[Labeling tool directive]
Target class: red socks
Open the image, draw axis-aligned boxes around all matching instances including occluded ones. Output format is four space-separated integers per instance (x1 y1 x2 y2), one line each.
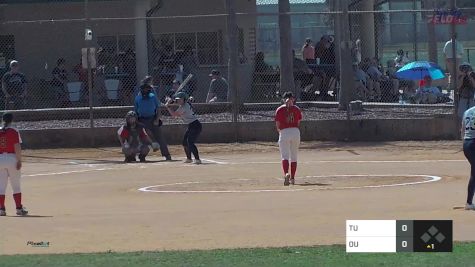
0 195 4 209
282 160 289 174
290 162 297 179
0 194 23 209
13 193 22 209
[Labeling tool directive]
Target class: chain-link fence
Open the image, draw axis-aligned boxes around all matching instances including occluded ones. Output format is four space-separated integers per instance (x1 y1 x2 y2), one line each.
0 0 469 131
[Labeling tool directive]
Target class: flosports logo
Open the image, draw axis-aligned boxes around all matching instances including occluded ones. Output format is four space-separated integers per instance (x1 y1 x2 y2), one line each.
27 241 50 248
428 8 467 25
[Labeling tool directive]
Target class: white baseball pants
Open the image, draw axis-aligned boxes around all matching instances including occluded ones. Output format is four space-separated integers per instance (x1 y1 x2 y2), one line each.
278 128 300 161
0 154 21 195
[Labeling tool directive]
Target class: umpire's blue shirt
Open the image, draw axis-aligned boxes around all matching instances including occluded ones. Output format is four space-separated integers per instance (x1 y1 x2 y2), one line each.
135 93 159 118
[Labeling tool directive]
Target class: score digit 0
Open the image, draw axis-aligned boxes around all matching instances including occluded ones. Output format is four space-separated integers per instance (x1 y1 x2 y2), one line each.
402 225 407 232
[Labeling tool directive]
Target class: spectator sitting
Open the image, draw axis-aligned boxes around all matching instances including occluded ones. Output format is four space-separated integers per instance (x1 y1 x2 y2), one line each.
314 35 336 98
363 58 382 101
353 63 371 101
254 52 271 73
394 49 410 69
206 70 229 103
51 58 69 106
366 57 399 102
72 58 87 83
415 76 444 104
293 49 316 99
301 38 316 65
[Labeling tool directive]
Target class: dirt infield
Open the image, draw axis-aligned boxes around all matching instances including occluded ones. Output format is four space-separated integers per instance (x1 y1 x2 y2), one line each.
0 141 474 255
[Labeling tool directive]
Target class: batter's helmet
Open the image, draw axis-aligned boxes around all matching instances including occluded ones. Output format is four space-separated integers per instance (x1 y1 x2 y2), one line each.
174 92 189 101
126 111 137 118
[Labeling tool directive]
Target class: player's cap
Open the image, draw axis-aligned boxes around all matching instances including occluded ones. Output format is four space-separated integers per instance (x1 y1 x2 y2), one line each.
209 69 220 77
126 111 137 118
9 60 19 68
174 92 188 100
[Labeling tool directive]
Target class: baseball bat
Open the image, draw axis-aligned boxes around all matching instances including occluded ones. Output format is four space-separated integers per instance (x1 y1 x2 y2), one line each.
177 74 194 93
166 74 194 105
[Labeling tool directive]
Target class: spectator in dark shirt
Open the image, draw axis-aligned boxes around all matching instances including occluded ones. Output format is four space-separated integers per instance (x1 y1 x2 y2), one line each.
2 60 27 110
206 70 229 103
254 52 271 73
51 58 69 106
180 46 198 96
314 35 336 99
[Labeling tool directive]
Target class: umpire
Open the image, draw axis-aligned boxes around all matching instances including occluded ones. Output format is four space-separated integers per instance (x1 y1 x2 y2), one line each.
135 83 172 161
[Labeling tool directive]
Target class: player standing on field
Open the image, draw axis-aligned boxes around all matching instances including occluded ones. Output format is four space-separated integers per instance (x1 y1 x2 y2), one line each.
165 92 202 165
462 106 475 210
0 113 28 216
275 92 303 186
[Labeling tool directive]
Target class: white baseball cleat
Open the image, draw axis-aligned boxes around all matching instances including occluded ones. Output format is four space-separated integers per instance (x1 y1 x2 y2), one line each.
0 209 6 216
193 159 202 165
284 173 290 186
465 203 475 210
16 207 28 216
184 159 193 163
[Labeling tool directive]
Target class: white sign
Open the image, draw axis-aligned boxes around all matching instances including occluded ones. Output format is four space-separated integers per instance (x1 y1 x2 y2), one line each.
85 28 93 41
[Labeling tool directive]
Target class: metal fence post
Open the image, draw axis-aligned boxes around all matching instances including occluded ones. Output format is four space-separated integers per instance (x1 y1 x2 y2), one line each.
413 0 418 61
84 0 95 147
338 0 352 111
450 0 458 119
425 0 438 63
225 0 240 142
278 0 294 95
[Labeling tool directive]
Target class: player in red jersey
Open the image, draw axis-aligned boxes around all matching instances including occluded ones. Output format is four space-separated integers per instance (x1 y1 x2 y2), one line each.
0 113 27 216
275 92 303 186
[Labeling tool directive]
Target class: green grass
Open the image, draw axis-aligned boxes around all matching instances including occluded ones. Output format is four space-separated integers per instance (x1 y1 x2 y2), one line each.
2 242 475 267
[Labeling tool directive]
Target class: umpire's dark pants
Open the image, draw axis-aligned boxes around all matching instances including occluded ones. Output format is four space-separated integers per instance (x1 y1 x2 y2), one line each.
139 117 171 158
183 120 202 160
463 138 475 204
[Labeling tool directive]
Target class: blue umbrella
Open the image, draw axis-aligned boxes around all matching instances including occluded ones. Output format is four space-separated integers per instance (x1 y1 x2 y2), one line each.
395 61 445 80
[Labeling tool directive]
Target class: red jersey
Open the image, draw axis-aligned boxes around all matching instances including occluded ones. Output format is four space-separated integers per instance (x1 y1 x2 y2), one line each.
275 105 302 130
0 127 21 153
117 124 148 141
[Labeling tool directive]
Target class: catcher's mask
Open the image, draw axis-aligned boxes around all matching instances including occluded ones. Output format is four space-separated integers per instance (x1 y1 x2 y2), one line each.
125 111 137 125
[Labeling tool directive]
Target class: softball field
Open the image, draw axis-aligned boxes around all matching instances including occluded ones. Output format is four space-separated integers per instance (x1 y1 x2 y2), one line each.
0 141 473 255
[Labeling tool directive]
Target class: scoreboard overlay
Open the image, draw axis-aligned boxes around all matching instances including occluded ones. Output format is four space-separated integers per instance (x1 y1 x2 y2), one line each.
346 220 452 253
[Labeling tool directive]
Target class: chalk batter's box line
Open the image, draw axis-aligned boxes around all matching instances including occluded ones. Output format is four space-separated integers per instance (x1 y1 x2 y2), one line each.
22 158 462 178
